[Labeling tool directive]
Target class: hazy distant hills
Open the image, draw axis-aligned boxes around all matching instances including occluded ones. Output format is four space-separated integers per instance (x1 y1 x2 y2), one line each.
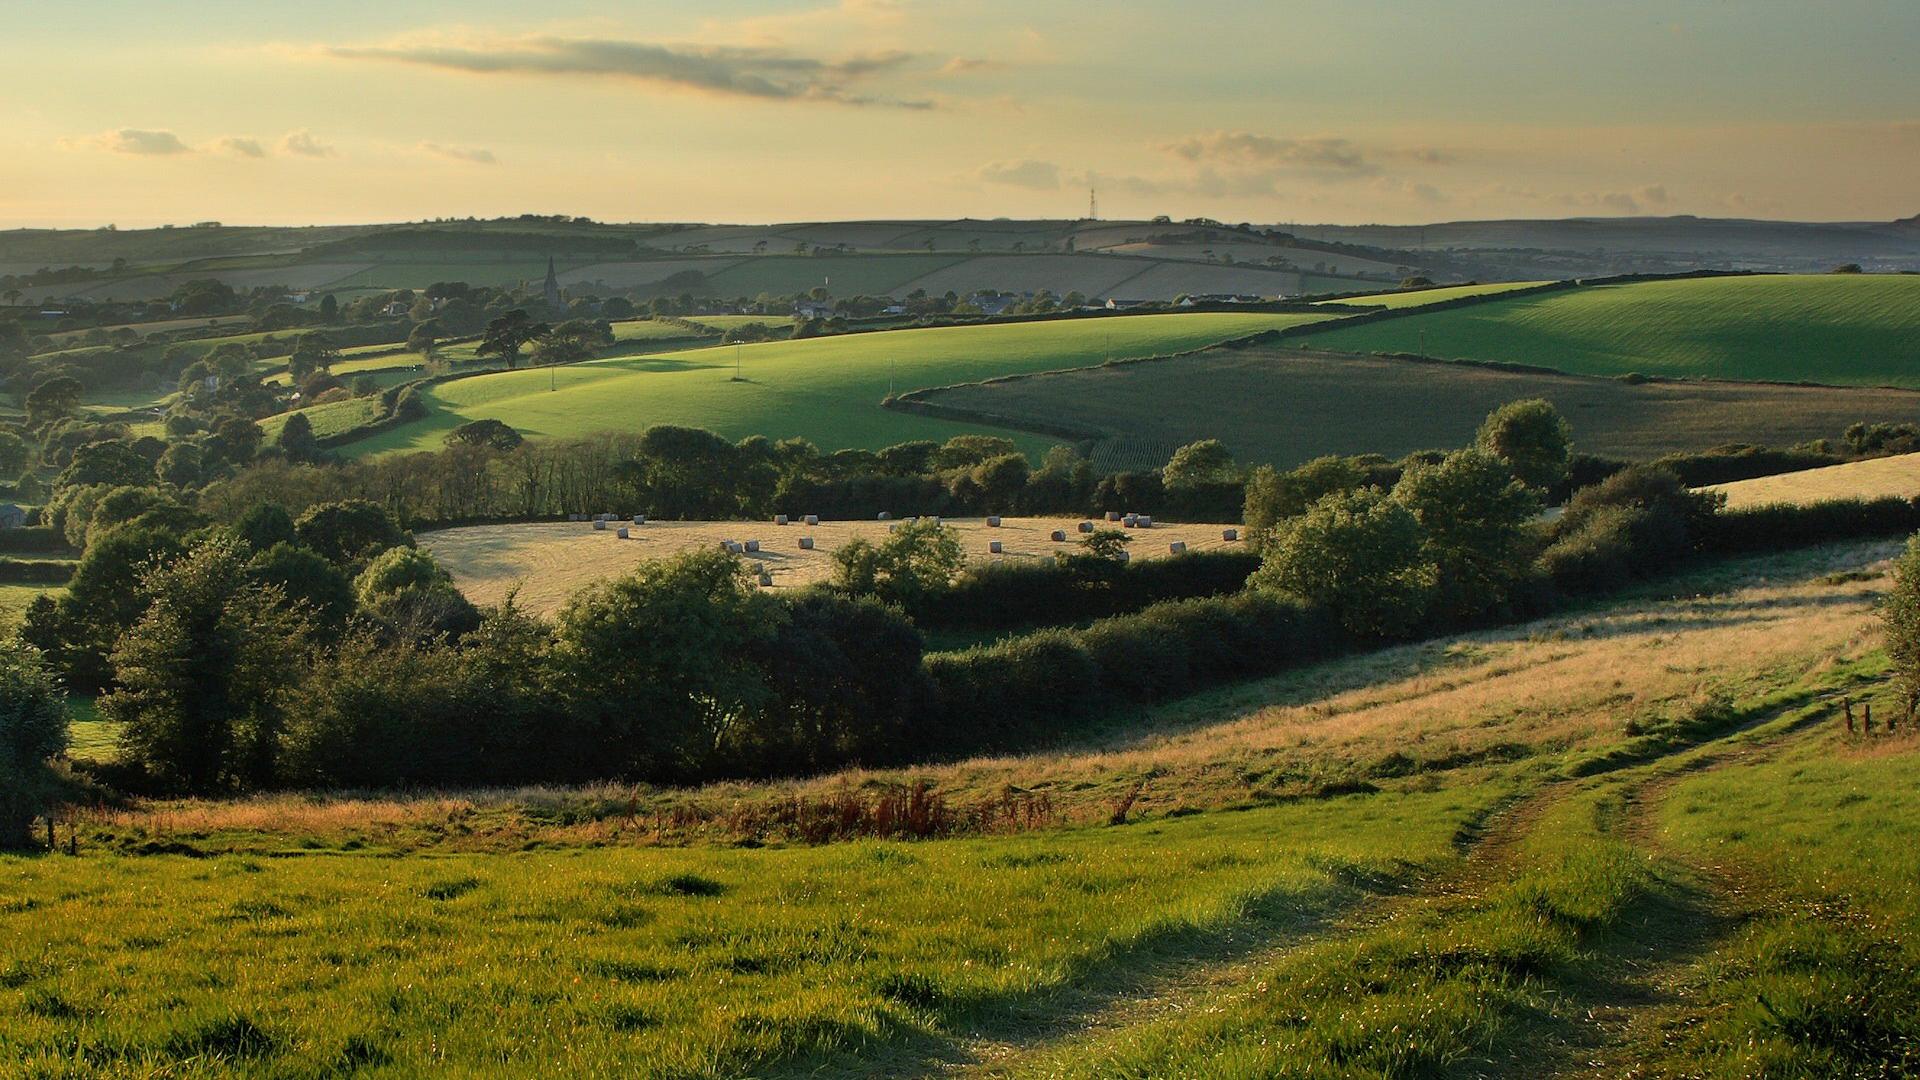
2 213 1914 304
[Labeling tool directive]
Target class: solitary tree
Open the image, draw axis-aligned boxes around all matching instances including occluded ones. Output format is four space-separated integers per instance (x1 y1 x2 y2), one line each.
477 310 550 369
1163 439 1239 489
1252 487 1434 637
1884 535 1920 721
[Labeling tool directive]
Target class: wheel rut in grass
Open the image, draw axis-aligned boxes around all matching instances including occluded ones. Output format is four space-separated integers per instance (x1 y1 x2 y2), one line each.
916 788 1565 1078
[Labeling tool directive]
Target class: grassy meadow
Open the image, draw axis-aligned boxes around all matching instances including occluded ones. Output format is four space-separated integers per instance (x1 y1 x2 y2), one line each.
914 346 1920 471
4 540 1911 1075
1305 274 1920 386
326 312 1335 457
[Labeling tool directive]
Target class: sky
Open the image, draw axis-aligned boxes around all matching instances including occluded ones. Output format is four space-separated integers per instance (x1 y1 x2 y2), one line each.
2 0 1917 228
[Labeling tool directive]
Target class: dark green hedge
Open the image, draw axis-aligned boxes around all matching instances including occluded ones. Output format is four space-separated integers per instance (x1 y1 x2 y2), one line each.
918 548 1260 630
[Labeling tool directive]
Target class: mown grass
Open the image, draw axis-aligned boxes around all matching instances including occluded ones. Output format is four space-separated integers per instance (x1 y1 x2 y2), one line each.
334 311 1337 457
1306 274 1920 386
0 788 1489 1078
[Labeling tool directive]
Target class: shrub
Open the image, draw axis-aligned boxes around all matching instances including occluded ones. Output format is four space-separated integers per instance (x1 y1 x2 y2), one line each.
1476 399 1572 492
1885 535 1920 722
1252 487 1434 637
294 499 408 567
0 639 68 848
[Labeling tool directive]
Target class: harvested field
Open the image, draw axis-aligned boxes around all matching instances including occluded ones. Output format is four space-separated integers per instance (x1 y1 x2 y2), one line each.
1705 451 1920 508
421 516 1240 613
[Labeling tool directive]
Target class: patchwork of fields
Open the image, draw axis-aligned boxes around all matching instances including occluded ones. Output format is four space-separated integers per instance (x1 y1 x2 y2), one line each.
911 346 1920 470
330 312 1335 457
421 516 1241 614
1304 274 1920 386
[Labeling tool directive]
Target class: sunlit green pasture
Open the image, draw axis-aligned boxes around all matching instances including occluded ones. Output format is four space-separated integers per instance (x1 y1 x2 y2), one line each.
332 311 1338 456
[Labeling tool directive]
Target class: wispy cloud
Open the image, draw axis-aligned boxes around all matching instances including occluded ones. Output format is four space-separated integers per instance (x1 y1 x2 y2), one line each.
279 129 335 157
420 141 497 165
64 128 194 156
323 35 936 108
978 159 1061 189
214 136 266 158
1165 132 1379 177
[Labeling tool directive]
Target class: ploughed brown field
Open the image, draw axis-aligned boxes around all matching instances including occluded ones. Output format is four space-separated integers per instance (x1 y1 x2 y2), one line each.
420 516 1242 614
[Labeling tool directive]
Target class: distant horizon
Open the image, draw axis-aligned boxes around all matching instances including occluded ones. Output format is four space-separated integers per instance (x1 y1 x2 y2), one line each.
4 209 1915 234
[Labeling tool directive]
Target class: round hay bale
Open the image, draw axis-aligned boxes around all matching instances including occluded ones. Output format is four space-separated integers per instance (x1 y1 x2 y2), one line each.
1050 530 1067 542
775 514 789 526
745 540 760 552
799 537 814 550
634 514 647 525
1078 521 1095 534
804 514 820 526
593 519 607 531
616 527 630 539
1105 511 1121 522
1169 541 1186 554
986 516 1001 527
878 511 892 520
1223 528 1238 541
989 541 1004 554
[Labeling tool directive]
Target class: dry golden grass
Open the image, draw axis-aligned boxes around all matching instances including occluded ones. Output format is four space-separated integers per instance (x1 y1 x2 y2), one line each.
419 516 1240 613
1705 451 1920 509
82 540 1898 849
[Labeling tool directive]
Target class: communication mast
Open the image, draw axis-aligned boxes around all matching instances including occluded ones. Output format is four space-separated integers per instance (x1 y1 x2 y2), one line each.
1087 187 1098 221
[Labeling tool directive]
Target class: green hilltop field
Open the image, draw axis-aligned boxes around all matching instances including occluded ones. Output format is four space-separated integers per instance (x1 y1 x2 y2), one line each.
1305 274 1920 386
324 311 1335 457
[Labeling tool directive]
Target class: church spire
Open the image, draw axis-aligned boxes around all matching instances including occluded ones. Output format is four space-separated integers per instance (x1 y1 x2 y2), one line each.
542 256 562 313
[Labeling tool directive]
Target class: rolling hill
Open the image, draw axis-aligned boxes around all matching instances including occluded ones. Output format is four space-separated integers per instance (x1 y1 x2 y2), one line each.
1304 274 1920 387
314 312 1337 457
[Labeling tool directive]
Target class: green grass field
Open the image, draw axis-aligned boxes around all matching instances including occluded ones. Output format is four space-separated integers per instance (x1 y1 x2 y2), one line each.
4 541 1908 1075
1305 274 1920 386
0 583 58 630
1315 280 1556 309
330 312 1336 457
914 346 1920 469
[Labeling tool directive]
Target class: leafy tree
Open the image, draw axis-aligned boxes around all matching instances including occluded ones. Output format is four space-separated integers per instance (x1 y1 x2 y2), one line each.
232 503 297 553
955 453 1030 513
102 538 312 792
155 441 203 488
1391 449 1539 620
548 549 780 778
294 499 407 567
1078 528 1132 561
56 441 153 492
0 430 29 478
354 546 480 642
876 440 939 477
286 334 339 383
317 293 339 322
1475 399 1572 492
1252 487 1433 637
622 426 745 519
830 519 965 609
1243 456 1373 547
477 310 550 369
745 590 924 772
1163 439 1239 489
406 319 442 356
25 377 82 427
276 412 321 462
249 542 356 638
0 639 68 848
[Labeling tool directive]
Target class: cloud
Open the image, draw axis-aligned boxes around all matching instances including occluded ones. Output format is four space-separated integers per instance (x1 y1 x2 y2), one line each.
1551 185 1671 215
941 57 997 74
214 136 266 158
279 129 335 157
978 159 1061 189
66 128 194 155
324 35 935 108
1164 132 1378 177
420 142 497 165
